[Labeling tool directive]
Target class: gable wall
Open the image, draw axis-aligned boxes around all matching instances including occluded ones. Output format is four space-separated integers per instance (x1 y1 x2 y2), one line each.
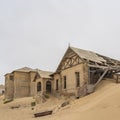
53 63 89 96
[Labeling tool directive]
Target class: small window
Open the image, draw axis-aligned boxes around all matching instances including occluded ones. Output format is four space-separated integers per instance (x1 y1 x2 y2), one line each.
75 72 80 87
56 79 59 90
10 75 14 80
63 76 66 89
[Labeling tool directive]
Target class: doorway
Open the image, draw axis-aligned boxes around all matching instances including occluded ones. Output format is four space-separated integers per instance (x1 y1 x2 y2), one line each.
46 81 52 93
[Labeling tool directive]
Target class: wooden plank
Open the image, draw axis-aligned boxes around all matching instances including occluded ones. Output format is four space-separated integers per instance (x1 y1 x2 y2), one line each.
34 110 52 117
88 64 108 69
94 69 108 87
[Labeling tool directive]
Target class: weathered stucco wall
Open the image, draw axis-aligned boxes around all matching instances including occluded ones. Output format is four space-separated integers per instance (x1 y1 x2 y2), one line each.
5 74 14 99
5 69 53 99
14 72 30 98
53 63 89 96
30 72 36 96
53 74 61 93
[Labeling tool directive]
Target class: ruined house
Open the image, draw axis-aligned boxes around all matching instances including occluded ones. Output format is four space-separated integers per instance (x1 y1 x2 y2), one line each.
5 67 53 99
52 46 120 98
5 46 120 99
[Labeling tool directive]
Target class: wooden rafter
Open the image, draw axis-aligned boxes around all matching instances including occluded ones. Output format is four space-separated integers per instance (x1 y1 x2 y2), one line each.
61 56 82 70
56 47 89 72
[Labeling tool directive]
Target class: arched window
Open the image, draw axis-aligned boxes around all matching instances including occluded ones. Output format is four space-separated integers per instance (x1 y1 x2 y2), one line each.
46 81 51 93
37 82 41 92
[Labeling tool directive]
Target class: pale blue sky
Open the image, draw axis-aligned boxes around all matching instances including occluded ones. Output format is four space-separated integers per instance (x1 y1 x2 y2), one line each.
0 0 120 84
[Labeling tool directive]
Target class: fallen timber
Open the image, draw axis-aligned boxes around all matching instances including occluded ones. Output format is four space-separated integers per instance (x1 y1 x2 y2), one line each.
34 110 53 117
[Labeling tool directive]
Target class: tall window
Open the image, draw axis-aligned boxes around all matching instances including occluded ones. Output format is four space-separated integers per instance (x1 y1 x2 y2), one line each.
37 82 41 92
75 72 80 87
63 76 66 89
56 79 59 90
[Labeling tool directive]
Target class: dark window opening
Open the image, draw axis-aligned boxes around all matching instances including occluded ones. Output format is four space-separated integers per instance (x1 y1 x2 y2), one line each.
56 79 59 90
37 82 41 92
63 76 66 89
75 72 80 87
10 75 14 80
46 81 52 93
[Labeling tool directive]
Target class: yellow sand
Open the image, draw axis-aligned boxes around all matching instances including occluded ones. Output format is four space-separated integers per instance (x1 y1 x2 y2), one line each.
0 79 120 120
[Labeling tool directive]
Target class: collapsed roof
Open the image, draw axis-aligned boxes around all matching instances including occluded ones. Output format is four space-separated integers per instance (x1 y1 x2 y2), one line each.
56 46 120 72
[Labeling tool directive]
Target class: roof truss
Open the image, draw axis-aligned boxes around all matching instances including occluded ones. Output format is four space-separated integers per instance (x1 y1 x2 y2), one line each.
56 48 83 71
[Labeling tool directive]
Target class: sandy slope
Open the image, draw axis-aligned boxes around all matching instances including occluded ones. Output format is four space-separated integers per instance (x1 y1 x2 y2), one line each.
1 79 120 120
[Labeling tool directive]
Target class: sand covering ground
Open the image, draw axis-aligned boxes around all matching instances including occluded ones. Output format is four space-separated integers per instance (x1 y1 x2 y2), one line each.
0 79 120 120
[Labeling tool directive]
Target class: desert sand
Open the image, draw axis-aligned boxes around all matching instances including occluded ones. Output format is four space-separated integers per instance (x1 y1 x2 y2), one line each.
0 79 120 120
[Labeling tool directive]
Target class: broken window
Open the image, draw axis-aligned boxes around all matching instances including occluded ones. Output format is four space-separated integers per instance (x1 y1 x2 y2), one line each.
75 72 80 87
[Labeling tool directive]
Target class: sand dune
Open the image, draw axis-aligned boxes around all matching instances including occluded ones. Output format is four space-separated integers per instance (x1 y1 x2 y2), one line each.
0 79 120 120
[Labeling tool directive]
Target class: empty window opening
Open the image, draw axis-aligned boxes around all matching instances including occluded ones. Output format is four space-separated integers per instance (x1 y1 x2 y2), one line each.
63 76 66 89
75 72 80 87
37 82 41 92
10 75 14 80
46 81 52 93
56 79 59 90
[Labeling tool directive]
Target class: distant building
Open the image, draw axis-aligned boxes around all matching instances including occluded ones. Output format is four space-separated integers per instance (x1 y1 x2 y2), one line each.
5 67 53 99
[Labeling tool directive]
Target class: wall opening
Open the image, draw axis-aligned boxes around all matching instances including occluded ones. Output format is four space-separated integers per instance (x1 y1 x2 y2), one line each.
75 72 80 87
63 76 66 89
56 79 59 90
37 82 41 92
46 81 51 93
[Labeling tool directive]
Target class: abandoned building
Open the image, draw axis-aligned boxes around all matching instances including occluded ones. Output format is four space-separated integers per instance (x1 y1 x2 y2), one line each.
4 46 120 99
52 46 120 98
5 67 53 99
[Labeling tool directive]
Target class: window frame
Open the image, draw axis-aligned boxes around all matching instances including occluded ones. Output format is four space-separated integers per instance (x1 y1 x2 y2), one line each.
37 82 41 92
75 72 80 87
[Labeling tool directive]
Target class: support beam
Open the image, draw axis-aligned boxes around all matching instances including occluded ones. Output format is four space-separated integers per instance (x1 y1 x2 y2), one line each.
87 68 108 94
94 68 108 87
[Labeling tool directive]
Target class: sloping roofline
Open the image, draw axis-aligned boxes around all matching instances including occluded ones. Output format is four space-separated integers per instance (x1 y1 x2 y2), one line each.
5 67 53 79
55 46 120 73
